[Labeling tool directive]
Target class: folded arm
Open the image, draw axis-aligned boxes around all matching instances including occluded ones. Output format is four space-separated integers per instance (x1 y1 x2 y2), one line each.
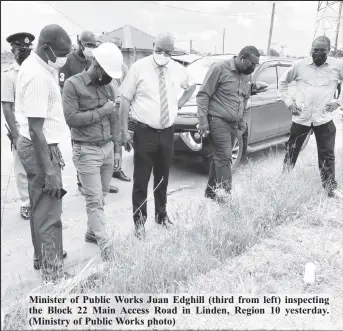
62 80 108 127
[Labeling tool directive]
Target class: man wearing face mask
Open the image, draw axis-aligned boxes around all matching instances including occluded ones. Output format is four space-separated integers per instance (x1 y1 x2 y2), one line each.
197 46 260 201
279 36 343 199
1 32 34 220
58 31 119 194
120 32 196 239
62 42 123 259
15 24 72 282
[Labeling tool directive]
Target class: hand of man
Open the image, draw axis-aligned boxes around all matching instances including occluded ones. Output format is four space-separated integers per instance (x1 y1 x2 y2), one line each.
288 103 302 116
102 100 116 114
325 102 340 113
114 152 122 170
197 123 210 137
44 171 62 200
121 131 133 152
238 121 247 134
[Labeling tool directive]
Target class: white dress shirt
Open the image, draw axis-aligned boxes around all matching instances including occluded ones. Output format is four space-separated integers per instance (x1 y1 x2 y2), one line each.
279 56 343 127
119 55 195 129
16 51 66 144
1 62 20 125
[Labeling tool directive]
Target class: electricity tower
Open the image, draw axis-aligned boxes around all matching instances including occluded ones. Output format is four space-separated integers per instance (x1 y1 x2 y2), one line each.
313 1 343 52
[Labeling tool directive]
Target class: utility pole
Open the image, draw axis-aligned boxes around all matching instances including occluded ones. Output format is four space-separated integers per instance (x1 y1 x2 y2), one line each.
334 1 343 51
190 40 193 53
222 28 225 53
267 2 276 56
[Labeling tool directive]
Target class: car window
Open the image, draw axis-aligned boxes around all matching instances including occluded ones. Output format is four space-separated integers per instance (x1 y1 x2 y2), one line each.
256 66 277 89
186 56 234 84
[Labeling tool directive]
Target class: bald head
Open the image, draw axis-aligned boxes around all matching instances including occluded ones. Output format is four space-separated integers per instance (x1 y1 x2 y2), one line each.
154 32 174 53
312 36 331 52
38 24 71 50
79 30 96 45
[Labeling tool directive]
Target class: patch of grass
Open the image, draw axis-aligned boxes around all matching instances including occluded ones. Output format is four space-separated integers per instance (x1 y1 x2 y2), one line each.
3 149 342 330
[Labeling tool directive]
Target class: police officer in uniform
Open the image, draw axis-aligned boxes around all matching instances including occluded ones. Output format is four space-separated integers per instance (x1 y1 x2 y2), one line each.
59 31 119 194
1 32 34 220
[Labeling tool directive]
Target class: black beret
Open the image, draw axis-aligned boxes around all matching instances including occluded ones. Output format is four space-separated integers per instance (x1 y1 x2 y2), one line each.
6 32 35 47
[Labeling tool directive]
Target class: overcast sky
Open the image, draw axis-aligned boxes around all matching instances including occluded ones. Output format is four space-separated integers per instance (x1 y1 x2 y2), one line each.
1 1 342 57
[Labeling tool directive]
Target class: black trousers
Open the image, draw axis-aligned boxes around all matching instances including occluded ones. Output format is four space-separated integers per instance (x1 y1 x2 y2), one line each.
206 116 239 195
132 122 174 222
284 120 337 193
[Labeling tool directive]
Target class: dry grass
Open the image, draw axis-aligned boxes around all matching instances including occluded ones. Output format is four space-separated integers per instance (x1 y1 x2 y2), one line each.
2 148 342 330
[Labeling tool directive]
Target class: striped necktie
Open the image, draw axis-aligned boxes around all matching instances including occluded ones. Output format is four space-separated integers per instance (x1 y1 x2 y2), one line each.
158 66 169 128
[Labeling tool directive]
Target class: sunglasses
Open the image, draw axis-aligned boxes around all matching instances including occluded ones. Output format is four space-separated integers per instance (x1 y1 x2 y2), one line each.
245 58 259 68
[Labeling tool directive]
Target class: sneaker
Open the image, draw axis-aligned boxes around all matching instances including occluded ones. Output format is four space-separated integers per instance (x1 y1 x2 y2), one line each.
155 213 174 229
329 189 343 200
20 206 30 220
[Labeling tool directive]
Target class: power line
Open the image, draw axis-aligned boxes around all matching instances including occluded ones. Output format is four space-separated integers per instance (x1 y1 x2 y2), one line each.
145 1 269 17
44 1 86 30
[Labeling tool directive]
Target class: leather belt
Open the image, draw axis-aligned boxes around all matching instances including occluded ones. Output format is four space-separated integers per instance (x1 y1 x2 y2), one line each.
137 122 172 133
72 138 112 147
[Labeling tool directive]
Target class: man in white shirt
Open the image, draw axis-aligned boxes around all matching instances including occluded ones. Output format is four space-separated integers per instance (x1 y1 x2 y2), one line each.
1 32 34 220
16 24 72 282
120 32 196 239
279 36 343 199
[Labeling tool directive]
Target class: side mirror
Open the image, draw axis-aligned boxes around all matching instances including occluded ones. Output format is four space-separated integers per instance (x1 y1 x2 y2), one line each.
251 81 269 95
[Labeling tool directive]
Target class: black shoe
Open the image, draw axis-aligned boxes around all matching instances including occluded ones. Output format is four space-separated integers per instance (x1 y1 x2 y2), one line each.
33 250 68 270
109 185 119 193
134 217 146 240
20 206 30 220
85 232 97 244
155 213 174 229
113 170 131 182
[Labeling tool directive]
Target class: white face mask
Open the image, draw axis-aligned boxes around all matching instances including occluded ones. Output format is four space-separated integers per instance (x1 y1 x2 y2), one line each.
48 56 67 69
153 52 170 66
83 47 94 59
45 45 68 69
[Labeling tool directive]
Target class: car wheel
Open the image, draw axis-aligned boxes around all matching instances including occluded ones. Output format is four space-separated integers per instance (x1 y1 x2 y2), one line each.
232 135 243 172
202 135 243 173
300 128 312 151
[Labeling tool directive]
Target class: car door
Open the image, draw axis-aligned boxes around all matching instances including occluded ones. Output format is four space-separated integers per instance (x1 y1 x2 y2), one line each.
249 62 281 143
277 62 296 134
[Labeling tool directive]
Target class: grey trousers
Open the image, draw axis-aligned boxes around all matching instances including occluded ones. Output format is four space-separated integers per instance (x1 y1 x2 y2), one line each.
17 135 64 279
206 116 238 195
72 141 114 250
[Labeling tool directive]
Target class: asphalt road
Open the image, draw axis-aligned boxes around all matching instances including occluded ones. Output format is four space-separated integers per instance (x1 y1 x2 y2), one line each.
1 94 342 306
